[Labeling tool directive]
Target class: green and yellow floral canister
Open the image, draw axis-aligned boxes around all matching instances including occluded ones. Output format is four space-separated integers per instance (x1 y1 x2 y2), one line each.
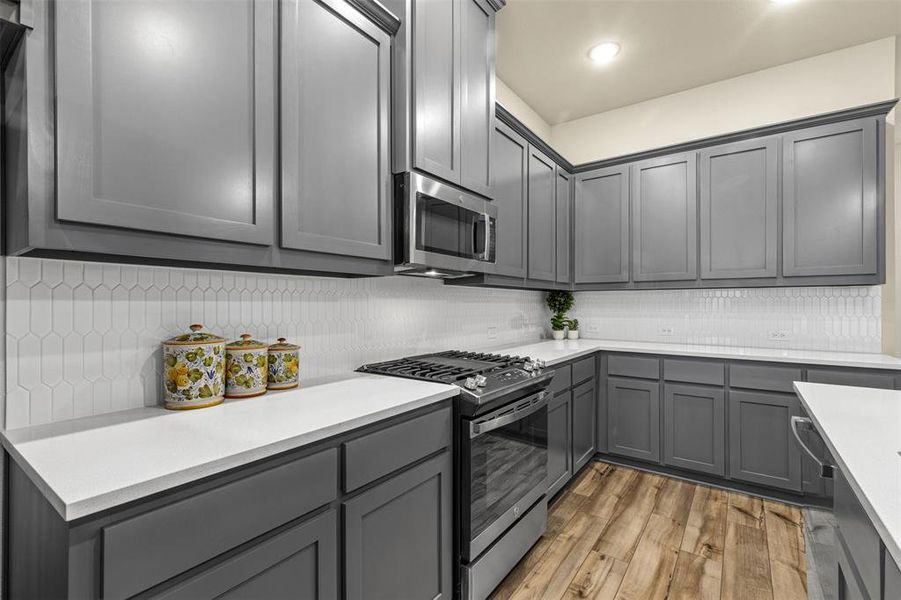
267 338 300 390
162 324 226 410
225 334 268 398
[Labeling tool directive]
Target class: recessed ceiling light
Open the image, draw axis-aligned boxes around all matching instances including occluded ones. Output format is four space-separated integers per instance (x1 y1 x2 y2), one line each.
588 42 620 65
769 0 795 4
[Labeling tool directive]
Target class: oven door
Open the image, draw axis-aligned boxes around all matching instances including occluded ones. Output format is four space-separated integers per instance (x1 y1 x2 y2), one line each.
397 172 497 276
462 390 549 562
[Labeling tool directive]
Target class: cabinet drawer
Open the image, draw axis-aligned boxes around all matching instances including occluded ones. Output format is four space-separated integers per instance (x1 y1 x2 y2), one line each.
806 368 896 390
664 358 724 386
572 356 596 385
729 363 802 393
834 470 881 600
103 448 338 600
344 407 451 492
607 354 660 380
548 365 572 396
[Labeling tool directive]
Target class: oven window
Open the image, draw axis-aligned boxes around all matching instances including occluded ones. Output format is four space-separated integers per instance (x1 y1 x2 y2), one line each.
468 406 548 542
416 193 481 259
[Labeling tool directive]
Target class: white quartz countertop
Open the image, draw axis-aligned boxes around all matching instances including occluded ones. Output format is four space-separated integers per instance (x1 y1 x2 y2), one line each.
794 382 901 567
493 339 901 370
1 374 458 522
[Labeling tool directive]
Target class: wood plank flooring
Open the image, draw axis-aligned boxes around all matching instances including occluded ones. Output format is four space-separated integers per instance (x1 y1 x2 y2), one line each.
491 462 808 600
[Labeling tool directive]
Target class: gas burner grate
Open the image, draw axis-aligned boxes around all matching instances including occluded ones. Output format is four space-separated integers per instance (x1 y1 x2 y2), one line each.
356 350 525 383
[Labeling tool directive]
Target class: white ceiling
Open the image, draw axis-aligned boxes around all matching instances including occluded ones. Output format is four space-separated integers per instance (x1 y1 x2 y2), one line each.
496 0 901 125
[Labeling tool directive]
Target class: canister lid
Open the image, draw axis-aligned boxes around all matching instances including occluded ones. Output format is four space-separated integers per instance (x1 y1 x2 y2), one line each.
226 333 267 350
164 324 225 345
269 337 300 351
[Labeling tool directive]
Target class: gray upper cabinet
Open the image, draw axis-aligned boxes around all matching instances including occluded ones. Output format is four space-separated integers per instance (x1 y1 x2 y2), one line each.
632 152 698 281
729 390 802 492
783 118 879 277
390 0 498 197
699 138 778 279
344 451 453 600
574 165 630 283
54 0 275 245
527 145 557 282
459 0 495 197
491 121 528 278
607 377 660 463
663 383 725 476
555 167 572 284
280 0 391 260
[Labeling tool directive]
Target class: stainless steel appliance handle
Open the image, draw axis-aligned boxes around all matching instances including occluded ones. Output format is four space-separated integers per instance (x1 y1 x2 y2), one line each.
481 212 492 261
470 391 549 438
790 416 834 478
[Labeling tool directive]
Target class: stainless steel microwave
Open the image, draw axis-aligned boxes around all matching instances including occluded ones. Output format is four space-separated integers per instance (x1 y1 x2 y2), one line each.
394 172 497 278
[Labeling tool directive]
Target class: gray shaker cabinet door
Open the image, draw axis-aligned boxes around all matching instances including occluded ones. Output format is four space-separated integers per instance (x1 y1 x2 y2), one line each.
55 0 275 245
491 121 528 278
574 165 630 283
632 153 698 281
412 0 461 184
783 118 879 277
728 390 802 492
280 0 391 260
547 391 572 498
663 383 725 476
555 167 572 284
607 377 660 463
344 451 453 600
459 0 494 198
699 138 778 279
571 379 597 472
527 145 557 282
153 510 338 600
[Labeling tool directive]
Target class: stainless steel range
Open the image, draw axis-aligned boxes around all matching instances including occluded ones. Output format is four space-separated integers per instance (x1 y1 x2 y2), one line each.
358 350 553 600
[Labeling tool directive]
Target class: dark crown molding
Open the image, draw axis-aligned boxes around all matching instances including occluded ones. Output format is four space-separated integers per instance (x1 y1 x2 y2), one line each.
347 0 401 35
486 0 507 12
496 98 898 175
495 104 574 172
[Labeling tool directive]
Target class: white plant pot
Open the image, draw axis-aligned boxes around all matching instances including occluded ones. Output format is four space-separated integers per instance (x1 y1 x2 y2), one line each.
567 330 580 340
552 330 565 340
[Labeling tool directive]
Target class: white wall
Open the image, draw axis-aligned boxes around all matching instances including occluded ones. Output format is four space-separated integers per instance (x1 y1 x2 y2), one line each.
496 78 552 141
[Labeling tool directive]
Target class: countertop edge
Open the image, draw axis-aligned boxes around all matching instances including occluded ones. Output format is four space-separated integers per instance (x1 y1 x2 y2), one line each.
4 387 459 522
793 382 901 569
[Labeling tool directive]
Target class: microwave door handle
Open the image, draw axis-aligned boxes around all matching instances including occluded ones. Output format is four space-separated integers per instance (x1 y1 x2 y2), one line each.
482 213 491 261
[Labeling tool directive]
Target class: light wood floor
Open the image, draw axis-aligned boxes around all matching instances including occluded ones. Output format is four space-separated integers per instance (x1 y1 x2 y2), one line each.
490 461 807 600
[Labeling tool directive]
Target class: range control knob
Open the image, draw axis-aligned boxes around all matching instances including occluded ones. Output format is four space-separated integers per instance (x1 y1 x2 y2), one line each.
475 374 487 387
463 377 478 390
523 361 534 372
534 359 545 372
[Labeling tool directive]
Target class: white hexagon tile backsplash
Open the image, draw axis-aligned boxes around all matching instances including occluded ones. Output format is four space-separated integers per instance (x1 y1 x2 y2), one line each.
2 257 885 429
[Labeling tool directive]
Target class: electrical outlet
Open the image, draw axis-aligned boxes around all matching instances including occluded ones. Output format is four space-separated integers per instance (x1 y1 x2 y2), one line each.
659 325 675 336
767 330 790 342
487 326 497 340
586 324 599 335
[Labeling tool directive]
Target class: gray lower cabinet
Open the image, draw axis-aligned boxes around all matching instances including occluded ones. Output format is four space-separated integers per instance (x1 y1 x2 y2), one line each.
152 510 338 600
555 167 572 284
547 391 573 498
571 379 597 472
699 137 778 280
783 118 879 278
491 120 528 278
54 0 275 245
574 165 630 284
280 0 391 260
728 390 802 492
663 383 725 476
344 451 453 600
631 152 698 282
527 145 557 282
607 377 660 463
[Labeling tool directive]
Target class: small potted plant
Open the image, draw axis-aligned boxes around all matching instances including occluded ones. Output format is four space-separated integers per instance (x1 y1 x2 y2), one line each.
568 319 580 340
546 290 574 341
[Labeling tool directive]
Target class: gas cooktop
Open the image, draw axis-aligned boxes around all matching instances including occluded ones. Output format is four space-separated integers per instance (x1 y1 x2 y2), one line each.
357 350 553 415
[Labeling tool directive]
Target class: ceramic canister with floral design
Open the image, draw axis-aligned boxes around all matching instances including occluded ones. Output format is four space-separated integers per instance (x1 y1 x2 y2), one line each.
225 334 268 398
162 324 226 410
267 338 300 390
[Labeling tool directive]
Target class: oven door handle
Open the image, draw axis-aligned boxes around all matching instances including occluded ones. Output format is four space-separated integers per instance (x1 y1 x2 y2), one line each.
469 391 549 438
